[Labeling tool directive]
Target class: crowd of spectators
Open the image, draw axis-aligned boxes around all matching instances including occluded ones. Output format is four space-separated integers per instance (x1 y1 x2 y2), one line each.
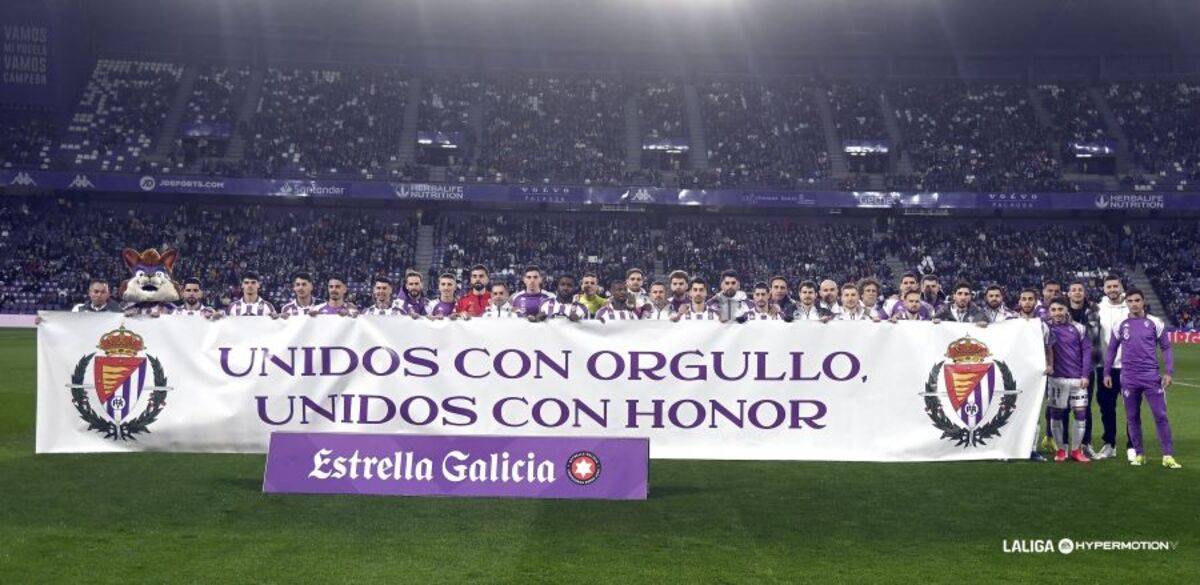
1105 82 1200 190
0 112 57 169
1129 222 1200 327
827 82 888 140
663 217 891 288
11 67 1200 193
1037 83 1107 143
240 68 408 179
695 78 831 189
888 83 1071 192
0 197 415 313
56 59 183 173
887 220 1126 303
476 76 629 185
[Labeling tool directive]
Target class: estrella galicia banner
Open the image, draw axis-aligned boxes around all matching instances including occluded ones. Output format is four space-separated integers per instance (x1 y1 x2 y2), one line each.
36 313 1048 461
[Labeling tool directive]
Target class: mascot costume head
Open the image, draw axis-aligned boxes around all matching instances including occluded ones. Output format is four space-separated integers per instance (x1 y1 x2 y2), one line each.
119 248 181 308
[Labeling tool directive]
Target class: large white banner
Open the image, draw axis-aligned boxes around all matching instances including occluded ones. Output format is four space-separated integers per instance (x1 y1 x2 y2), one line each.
36 313 1048 461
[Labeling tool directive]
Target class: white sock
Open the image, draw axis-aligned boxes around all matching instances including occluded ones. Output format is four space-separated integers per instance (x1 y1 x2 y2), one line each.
1050 417 1064 449
1072 418 1086 451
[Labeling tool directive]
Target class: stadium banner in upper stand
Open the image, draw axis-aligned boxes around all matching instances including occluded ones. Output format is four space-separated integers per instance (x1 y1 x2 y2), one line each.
180 122 233 139
3 169 1196 210
1067 141 1118 158
843 140 890 155
262 432 649 500
37 313 1047 461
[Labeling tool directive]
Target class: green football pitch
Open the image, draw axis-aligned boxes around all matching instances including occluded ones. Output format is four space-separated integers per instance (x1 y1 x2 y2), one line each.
1 328 1196 583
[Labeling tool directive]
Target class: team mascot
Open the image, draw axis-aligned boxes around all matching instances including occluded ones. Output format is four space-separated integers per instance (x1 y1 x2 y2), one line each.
119 248 181 317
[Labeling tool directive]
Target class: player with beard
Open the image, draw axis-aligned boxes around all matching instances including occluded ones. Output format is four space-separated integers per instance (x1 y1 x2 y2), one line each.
625 268 650 306
708 270 753 323
535 275 588 321
574 273 607 318
668 270 691 312
1094 275 1132 461
817 279 842 316
455 264 491 317
744 283 782 321
980 285 1015 323
174 278 215 318
596 279 646 322
311 276 358 316
858 278 886 321
1104 289 1180 468
1046 297 1093 462
394 270 428 318
1035 279 1062 319
836 282 874 321
673 277 720 321
792 281 833 322
644 282 676 321
933 282 986 325
427 273 459 319
363 276 404 316
889 290 931 322
480 283 519 319
511 265 554 318
226 272 276 317
920 274 945 312
1063 280 1103 458
279 272 320 318
883 273 920 316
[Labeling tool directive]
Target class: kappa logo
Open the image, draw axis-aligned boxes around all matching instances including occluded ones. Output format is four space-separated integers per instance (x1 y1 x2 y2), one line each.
566 451 601 485
10 172 36 186
68 174 95 189
921 336 1019 447
67 325 171 441
629 188 655 203
139 176 157 191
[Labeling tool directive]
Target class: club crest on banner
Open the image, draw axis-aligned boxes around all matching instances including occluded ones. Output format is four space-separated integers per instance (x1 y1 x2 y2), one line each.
921 336 1019 447
67 325 171 441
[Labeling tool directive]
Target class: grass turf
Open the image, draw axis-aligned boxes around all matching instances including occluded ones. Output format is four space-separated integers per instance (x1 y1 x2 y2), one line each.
0 328 1196 583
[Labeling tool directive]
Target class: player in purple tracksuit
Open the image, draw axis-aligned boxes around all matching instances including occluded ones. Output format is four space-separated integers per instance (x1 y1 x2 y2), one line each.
510 265 554 318
889 290 933 321
394 270 429 318
1103 289 1180 468
1046 298 1093 462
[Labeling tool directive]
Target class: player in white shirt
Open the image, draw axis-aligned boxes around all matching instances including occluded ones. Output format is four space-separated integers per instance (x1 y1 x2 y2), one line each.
226 272 276 317
278 272 320 318
480 283 520 319
667 270 691 312
362 276 405 316
596 279 647 321
1015 287 1055 462
174 278 216 318
744 283 783 321
643 281 676 321
979 285 1016 323
535 275 588 321
792 280 834 322
625 268 650 307
674 277 721 321
1094 274 1132 460
836 282 875 321
858 278 887 321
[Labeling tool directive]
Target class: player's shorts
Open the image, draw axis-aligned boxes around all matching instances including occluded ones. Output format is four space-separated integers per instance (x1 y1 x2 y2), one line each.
1046 377 1088 410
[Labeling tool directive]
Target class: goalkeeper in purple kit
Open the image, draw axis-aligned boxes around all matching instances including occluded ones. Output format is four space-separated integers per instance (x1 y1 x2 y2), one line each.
1103 289 1180 469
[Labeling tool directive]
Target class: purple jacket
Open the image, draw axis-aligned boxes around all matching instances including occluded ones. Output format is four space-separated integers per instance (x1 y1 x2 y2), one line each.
1104 315 1174 386
1048 320 1092 379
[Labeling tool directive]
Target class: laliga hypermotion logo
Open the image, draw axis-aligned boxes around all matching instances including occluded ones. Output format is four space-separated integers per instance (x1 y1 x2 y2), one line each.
921 336 1019 447
67 325 171 440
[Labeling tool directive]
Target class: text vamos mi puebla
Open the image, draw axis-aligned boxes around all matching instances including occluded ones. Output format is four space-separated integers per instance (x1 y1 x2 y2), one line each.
221 345 860 431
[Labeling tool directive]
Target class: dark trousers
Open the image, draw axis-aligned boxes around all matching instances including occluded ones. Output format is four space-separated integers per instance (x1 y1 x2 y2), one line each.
1095 366 1137 449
